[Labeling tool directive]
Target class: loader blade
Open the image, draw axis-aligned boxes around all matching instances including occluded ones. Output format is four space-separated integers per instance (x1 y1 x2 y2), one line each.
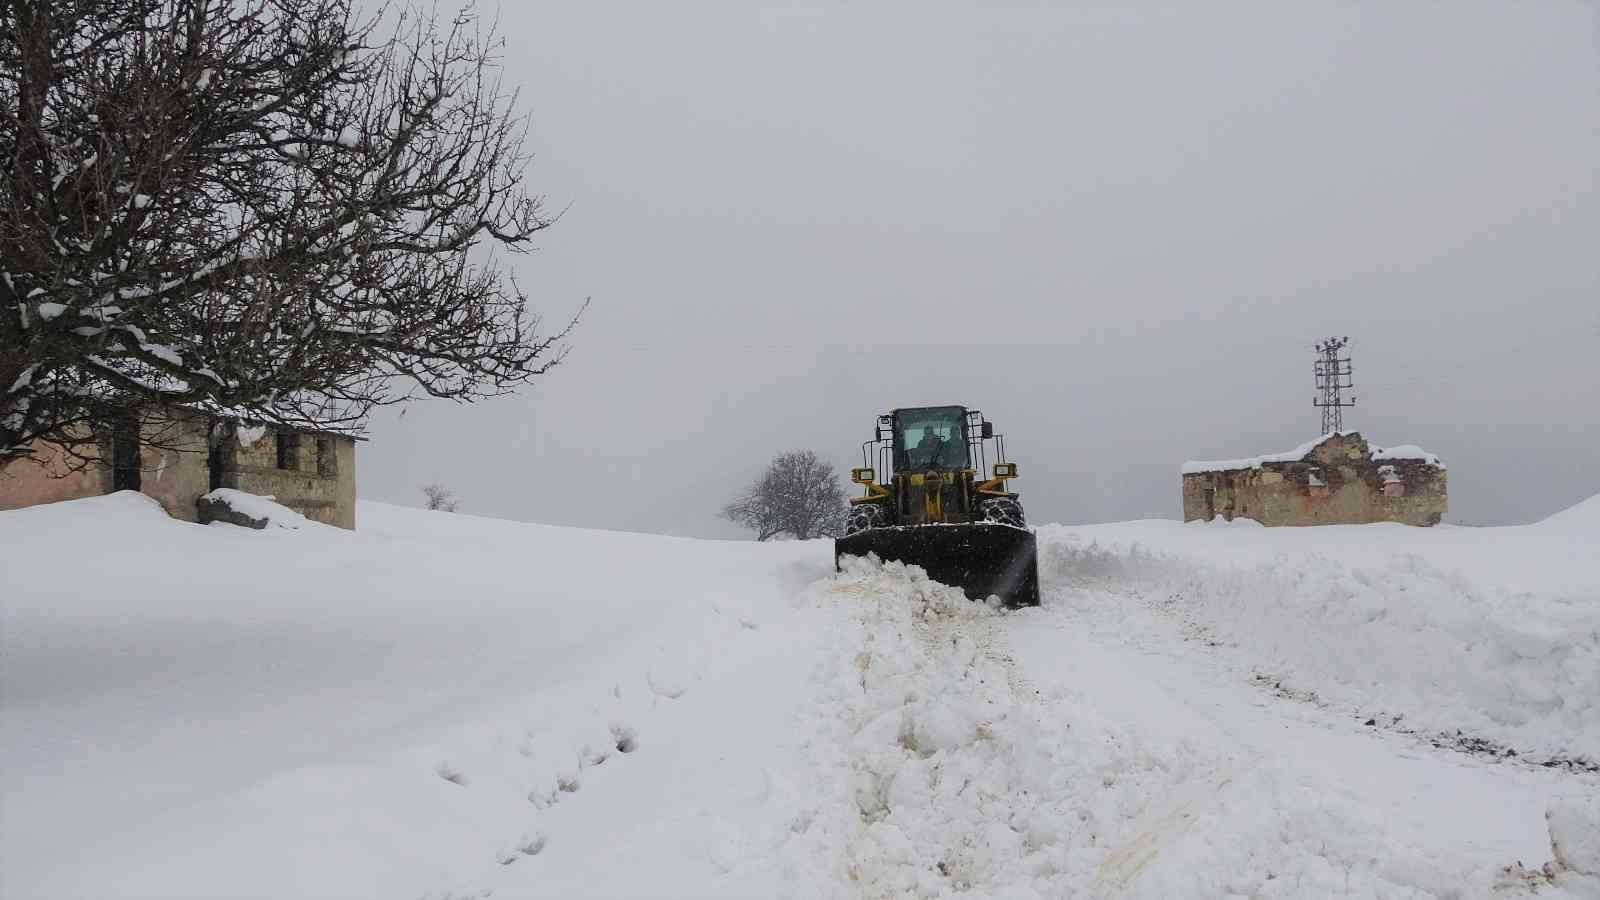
834 523 1040 607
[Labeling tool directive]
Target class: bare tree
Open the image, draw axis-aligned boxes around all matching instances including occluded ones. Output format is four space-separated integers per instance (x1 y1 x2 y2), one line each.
420 482 458 513
722 449 847 541
1 0 582 470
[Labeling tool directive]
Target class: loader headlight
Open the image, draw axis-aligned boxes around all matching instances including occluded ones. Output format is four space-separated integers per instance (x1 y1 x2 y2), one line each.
993 463 1017 478
852 467 875 484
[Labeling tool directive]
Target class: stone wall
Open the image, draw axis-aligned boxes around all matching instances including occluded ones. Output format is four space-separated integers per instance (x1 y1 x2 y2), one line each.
0 411 358 529
130 416 213 521
215 424 357 529
1181 432 1447 527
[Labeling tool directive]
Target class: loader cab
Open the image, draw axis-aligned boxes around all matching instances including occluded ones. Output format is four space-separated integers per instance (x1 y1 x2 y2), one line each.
892 406 970 472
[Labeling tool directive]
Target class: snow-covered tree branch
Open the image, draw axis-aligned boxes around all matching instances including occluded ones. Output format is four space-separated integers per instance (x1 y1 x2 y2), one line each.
0 0 581 467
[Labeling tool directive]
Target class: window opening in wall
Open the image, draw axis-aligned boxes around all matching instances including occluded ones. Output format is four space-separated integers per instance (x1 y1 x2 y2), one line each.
317 437 336 476
111 419 141 492
276 432 299 470
1306 466 1331 500
1379 464 1404 498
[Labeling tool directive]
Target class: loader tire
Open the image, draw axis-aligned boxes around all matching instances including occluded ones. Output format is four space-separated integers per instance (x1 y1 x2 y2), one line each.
844 503 889 536
979 497 1026 529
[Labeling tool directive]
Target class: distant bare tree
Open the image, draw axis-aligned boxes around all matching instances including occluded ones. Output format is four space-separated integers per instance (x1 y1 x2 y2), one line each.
722 449 847 541
1 0 582 471
421 482 459 513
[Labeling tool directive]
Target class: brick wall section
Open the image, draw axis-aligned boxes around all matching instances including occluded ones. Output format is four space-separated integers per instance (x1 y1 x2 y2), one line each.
1181 432 1447 527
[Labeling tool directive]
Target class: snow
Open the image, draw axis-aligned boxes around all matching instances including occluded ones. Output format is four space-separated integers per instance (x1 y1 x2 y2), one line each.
1549 796 1600 876
200 488 307 528
1372 443 1444 466
1037 496 1600 761
1180 433 1348 474
2 493 1596 898
1181 431 1445 474
140 341 184 367
6 364 36 394
35 301 67 320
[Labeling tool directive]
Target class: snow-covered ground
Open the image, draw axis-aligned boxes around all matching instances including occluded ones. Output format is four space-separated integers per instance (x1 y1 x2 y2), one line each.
2 492 1596 898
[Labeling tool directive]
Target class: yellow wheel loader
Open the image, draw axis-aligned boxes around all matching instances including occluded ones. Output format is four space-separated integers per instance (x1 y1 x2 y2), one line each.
834 405 1040 607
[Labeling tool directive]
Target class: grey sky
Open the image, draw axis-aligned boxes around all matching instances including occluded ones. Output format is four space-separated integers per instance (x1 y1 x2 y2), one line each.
361 2 1600 535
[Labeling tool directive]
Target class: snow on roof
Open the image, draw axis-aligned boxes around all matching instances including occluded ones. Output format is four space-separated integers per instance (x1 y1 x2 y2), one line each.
1371 444 1443 466
1180 432 1351 475
186 400 367 439
1180 432 1444 474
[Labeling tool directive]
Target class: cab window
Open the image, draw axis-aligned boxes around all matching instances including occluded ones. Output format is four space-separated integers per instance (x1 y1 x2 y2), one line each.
894 407 969 470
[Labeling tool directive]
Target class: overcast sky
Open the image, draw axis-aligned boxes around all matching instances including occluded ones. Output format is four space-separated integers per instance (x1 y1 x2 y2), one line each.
361 1 1600 536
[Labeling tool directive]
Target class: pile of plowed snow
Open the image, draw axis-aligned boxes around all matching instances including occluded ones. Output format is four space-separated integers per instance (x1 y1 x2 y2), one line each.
1036 494 1600 763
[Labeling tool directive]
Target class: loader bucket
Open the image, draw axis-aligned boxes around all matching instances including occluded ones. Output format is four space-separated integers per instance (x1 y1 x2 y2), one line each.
834 522 1040 607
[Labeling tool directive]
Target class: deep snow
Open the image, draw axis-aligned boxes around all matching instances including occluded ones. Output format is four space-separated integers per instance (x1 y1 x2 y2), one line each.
1 492 1596 898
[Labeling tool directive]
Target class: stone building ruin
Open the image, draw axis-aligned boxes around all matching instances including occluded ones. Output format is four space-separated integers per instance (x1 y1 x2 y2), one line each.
1181 432 1446 527
0 408 359 528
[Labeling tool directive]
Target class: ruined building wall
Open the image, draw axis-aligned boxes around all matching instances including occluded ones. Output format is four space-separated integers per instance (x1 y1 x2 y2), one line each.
0 418 211 520
130 416 213 521
214 426 357 529
0 412 357 529
1181 433 1447 527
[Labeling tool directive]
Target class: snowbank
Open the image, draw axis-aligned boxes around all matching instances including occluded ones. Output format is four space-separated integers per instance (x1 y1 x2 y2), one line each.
1538 491 1600 529
1038 493 1600 762
0 494 833 899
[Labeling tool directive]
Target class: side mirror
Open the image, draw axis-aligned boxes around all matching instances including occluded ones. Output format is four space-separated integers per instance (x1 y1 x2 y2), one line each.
981 422 993 439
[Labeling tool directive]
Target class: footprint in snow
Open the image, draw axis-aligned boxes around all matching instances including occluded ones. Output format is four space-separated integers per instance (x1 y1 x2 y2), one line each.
517 832 547 857
647 669 685 700
611 723 639 754
435 761 467 786
527 785 559 808
493 831 548 867
580 742 610 768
